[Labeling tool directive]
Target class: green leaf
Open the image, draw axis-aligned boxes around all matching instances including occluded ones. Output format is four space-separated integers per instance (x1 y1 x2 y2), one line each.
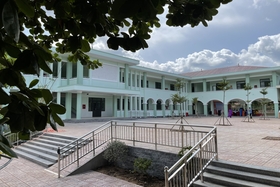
48 114 57 131
0 88 11 104
51 112 64 127
49 102 66 114
14 0 35 18
29 79 39 88
80 39 90 52
10 92 29 101
2 1 20 42
4 42 21 58
40 89 53 104
0 141 17 158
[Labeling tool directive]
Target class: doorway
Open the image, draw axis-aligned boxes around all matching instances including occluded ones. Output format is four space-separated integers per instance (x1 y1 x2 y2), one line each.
89 98 104 117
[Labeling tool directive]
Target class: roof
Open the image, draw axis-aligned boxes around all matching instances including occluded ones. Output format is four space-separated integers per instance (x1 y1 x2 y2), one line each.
181 65 266 78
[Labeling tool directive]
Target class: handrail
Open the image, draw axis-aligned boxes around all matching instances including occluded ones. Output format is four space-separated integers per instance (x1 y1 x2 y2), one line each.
57 120 216 178
164 126 218 187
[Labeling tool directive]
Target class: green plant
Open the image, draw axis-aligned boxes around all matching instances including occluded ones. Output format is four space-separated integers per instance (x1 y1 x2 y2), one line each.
133 158 152 174
103 141 128 163
178 146 192 158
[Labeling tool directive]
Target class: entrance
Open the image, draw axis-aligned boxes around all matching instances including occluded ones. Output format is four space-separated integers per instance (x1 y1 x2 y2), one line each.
89 98 104 117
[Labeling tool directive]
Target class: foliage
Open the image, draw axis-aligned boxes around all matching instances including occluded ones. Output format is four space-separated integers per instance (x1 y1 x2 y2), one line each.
217 78 230 91
0 0 231 157
103 141 128 163
171 79 187 116
133 158 152 174
178 146 192 157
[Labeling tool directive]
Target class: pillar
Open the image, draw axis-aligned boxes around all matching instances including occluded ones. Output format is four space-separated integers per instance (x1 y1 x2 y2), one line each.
56 92 61 105
161 76 165 90
66 62 72 85
272 72 277 87
143 103 147 118
124 64 129 89
153 103 157 117
204 105 208 116
203 79 206 92
65 93 72 119
274 102 279 118
162 103 166 117
120 96 123 117
76 92 82 119
77 62 84 85
113 95 117 117
143 73 147 88
124 96 128 117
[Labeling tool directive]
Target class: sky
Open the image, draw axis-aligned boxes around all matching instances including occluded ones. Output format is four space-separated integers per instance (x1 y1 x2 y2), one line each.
91 0 280 74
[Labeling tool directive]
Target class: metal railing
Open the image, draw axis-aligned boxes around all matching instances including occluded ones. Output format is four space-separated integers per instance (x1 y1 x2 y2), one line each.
57 120 216 178
164 127 218 187
4 131 41 146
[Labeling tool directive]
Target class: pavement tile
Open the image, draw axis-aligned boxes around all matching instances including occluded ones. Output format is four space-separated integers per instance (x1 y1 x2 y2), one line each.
1 116 280 187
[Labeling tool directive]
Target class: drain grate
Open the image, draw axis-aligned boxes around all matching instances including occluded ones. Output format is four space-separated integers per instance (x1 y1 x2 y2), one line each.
263 136 280 141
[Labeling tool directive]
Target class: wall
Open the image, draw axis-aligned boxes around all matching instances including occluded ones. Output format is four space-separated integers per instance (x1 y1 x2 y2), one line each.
115 146 180 179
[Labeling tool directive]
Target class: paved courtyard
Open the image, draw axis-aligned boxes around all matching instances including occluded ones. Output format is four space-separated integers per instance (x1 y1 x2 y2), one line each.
1 116 280 186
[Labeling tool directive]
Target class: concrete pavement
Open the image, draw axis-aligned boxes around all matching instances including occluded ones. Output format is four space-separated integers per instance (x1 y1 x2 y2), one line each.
1 116 280 186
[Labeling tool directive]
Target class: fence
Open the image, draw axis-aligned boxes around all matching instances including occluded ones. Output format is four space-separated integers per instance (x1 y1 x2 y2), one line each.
57 120 217 180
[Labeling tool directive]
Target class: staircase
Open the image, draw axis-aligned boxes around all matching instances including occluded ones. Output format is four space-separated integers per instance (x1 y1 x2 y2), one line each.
193 160 280 187
14 133 77 167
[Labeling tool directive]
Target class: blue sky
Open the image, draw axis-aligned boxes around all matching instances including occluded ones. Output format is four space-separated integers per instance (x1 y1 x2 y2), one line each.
92 0 280 74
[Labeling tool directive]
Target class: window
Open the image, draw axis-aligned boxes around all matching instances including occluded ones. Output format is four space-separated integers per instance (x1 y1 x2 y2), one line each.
155 82 161 89
83 65 89 78
72 63 77 78
260 78 270 87
61 93 66 107
61 62 67 78
236 81 245 89
216 83 222 90
53 61 58 78
156 100 162 110
170 84 175 91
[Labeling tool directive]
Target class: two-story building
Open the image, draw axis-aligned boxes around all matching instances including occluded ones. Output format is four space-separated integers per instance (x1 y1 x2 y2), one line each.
21 49 280 119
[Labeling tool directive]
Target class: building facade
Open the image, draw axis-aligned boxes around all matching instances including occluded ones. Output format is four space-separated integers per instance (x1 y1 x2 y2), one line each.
21 50 280 119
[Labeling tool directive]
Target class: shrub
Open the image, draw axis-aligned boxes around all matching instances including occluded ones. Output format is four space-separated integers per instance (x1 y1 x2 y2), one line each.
103 140 128 163
178 146 192 158
133 158 152 174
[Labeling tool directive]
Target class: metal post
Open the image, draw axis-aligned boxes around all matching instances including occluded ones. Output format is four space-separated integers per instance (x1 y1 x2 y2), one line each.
214 128 218 161
199 143 204 183
76 141 79 167
133 122 135 146
92 131 95 157
164 166 169 187
57 147 61 178
155 123 157 150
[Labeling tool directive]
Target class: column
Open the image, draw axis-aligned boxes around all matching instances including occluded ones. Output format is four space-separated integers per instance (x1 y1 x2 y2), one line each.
130 96 133 117
113 96 117 117
153 103 157 117
203 105 208 116
274 102 279 118
272 72 277 87
124 64 129 89
57 61 62 83
124 96 128 117
66 62 72 85
138 97 142 117
65 93 72 119
135 96 138 117
77 62 84 85
138 72 141 89
188 104 193 115
120 96 123 117
143 72 147 88
162 103 166 117
170 103 173 117
56 92 61 104
210 101 214 115
143 103 147 118
76 92 82 119
134 72 137 89
203 79 206 92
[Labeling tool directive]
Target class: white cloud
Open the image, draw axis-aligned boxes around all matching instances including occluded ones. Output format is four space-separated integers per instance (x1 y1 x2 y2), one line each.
138 33 280 73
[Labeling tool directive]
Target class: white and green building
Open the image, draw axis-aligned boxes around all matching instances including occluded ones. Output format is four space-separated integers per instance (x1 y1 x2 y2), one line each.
22 49 280 119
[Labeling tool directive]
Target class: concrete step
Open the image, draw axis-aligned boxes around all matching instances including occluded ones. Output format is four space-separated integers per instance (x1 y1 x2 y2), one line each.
193 160 280 187
14 149 54 167
19 143 57 156
14 133 78 168
15 146 57 162
193 180 231 187
200 172 273 187
206 165 280 186
211 160 280 177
